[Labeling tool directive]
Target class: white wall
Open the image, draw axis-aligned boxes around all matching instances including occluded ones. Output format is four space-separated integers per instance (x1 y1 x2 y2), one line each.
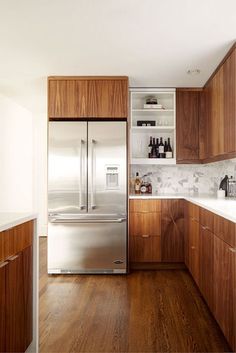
0 93 34 212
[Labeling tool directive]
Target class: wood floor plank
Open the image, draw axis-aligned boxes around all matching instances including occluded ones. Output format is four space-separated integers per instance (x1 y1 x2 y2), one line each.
39 238 231 353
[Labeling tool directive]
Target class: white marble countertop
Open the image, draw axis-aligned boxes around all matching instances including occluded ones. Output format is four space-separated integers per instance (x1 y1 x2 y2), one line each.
0 213 37 232
129 194 236 223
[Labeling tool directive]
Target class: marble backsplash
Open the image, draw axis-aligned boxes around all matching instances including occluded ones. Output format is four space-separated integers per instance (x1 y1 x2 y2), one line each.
131 158 236 195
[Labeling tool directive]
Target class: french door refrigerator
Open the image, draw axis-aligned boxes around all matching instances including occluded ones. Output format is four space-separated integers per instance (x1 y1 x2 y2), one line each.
48 121 127 274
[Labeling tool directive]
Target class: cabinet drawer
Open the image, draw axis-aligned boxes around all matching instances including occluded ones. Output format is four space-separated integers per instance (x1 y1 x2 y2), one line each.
129 199 161 213
214 214 236 247
200 207 214 232
0 221 33 262
187 202 199 222
130 235 161 262
129 212 161 236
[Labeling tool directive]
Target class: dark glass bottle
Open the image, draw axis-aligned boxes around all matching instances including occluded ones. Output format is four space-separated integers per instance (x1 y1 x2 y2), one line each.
151 138 157 158
156 138 159 158
166 137 173 158
164 140 168 158
159 137 165 158
148 137 153 158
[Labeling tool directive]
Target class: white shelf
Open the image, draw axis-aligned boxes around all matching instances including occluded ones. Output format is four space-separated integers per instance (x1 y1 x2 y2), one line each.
131 126 175 132
131 158 176 165
132 109 174 112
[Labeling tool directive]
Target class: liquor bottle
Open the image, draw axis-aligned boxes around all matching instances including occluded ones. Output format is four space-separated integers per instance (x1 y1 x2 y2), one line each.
156 138 160 158
151 138 157 158
159 137 165 158
166 138 173 159
134 172 141 194
148 137 153 158
164 140 168 158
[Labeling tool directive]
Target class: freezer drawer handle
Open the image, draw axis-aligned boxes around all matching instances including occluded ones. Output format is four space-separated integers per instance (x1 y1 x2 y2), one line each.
50 217 126 224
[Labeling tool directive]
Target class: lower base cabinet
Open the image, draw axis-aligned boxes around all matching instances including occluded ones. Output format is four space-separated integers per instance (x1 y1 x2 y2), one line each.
199 225 214 311
0 222 33 353
213 236 236 350
130 235 161 262
188 217 200 286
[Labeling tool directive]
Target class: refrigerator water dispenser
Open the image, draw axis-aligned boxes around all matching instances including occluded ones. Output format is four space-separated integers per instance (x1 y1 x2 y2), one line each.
105 165 120 189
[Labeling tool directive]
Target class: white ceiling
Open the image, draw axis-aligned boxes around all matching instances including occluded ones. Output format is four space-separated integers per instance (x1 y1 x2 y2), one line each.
0 0 235 113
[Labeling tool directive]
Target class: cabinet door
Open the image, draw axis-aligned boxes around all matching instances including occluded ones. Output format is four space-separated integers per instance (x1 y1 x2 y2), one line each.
129 212 161 237
223 48 236 154
48 80 88 118
176 89 200 163
0 262 7 353
213 236 236 350
130 235 161 262
161 199 184 262
22 246 33 350
199 226 214 310
188 217 200 285
87 80 128 118
6 253 25 353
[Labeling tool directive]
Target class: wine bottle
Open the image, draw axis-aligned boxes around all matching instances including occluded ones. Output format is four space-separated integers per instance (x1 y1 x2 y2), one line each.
166 137 173 159
151 138 157 158
164 140 168 158
134 172 141 194
148 137 153 158
159 137 165 158
156 138 160 158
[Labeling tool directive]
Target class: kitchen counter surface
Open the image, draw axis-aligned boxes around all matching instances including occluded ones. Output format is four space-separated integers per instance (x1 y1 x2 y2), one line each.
129 194 236 223
0 212 37 232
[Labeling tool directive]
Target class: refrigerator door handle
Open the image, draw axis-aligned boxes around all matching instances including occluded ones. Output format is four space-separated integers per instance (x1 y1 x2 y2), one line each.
79 139 86 210
91 139 96 209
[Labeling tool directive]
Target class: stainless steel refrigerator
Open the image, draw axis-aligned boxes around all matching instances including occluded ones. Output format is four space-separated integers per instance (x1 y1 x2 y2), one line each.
48 121 127 274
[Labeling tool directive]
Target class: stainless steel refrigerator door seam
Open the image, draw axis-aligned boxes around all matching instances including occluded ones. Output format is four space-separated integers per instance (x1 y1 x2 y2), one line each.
91 138 96 210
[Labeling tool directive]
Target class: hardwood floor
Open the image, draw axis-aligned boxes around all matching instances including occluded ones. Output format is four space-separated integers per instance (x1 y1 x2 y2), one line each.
39 238 231 353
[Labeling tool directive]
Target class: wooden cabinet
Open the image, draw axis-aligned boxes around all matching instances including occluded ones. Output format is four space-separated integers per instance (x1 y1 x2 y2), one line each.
0 262 6 353
213 235 236 350
129 200 161 263
199 225 214 310
176 89 201 163
161 199 184 262
188 216 200 285
48 77 128 119
0 221 33 353
201 45 236 162
6 253 25 353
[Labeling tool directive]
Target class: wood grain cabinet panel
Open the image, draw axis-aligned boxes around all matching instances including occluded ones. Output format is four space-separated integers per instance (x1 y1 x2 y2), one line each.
130 236 161 262
0 262 7 353
176 89 200 163
214 214 236 248
188 217 200 285
213 235 236 350
200 207 214 233
129 199 161 213
6 253 25 353
48 77 128 119
22 246 33 350
199 225 214 311
129 212 161 237
87 79 128 118
186 202 199 222
223 48 236 154
161 199 184 262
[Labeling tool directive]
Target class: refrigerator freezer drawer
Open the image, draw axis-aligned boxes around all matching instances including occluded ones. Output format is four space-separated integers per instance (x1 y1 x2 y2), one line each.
48 221 127 274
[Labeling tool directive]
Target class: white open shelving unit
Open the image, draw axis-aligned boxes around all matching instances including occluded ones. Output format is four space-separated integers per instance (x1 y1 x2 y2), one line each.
130 88 176 165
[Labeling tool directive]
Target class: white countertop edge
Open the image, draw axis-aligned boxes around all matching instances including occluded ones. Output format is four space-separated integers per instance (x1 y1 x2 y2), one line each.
0 213 38 232
129 194 236 223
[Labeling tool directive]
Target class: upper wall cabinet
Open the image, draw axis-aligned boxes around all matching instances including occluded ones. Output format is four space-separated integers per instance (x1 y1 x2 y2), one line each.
48 77 128 119
176 89 201 163
201 45 236 162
